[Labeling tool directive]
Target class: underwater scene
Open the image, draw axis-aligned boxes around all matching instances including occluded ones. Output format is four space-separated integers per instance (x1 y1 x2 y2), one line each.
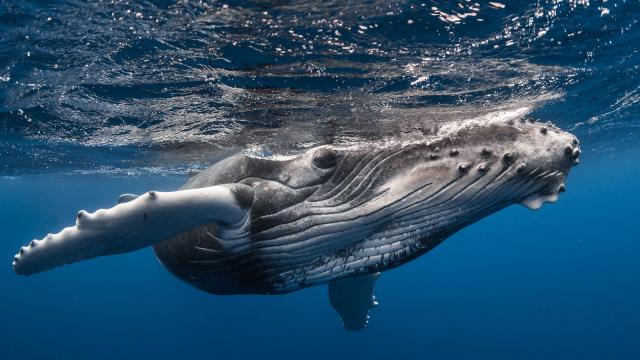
1 0 639 358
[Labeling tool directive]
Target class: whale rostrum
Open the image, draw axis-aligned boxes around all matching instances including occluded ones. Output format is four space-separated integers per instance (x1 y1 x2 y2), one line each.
12 117 580 330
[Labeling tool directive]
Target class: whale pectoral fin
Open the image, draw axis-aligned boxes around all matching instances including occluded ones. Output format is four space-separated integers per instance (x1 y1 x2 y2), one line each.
13 184 254 276
328 272 380 331
117 193 139 204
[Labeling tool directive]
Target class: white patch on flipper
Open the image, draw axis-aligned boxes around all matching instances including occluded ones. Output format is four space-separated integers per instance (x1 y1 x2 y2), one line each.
13 184 253 276
328 272 380 331
519 193 559 210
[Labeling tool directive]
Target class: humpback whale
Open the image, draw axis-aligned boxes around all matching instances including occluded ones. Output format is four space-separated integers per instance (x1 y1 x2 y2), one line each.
12 117 580 330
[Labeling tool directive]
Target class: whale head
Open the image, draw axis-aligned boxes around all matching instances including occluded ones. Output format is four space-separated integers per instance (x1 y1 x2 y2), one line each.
432 117 580 211
300 117 581 251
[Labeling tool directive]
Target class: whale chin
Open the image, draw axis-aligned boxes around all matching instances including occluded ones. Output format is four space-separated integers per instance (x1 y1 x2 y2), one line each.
519 193 559 210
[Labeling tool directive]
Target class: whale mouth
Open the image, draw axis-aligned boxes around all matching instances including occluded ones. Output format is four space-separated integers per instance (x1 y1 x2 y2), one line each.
517 164 576 211
518 171 570 210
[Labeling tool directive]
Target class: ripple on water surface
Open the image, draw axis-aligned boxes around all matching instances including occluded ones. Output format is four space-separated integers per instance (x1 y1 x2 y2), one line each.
0 0 639 175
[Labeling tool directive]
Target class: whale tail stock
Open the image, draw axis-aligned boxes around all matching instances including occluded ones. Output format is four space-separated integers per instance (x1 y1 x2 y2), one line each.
12 184 254 276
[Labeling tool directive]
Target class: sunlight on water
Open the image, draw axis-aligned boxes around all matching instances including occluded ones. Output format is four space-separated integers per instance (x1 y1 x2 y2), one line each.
1 0 639 174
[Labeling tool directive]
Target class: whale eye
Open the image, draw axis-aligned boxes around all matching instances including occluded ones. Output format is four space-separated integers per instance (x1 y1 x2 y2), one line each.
312 148 338 169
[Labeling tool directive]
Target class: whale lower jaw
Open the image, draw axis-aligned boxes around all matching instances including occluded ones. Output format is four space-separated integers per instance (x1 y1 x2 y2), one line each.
519 193 559 210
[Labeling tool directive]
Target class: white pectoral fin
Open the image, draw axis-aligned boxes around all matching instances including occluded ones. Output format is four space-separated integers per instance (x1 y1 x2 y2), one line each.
13 184 254 276
328 272 380 331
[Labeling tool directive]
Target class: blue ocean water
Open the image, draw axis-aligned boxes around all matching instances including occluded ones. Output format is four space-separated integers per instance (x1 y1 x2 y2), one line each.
1 0 639 358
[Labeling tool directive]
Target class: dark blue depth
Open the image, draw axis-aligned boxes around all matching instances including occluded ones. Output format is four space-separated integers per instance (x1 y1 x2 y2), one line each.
1 145 638 360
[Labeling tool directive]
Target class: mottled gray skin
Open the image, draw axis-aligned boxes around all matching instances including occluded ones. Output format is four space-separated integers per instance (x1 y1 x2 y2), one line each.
154 119 580 295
